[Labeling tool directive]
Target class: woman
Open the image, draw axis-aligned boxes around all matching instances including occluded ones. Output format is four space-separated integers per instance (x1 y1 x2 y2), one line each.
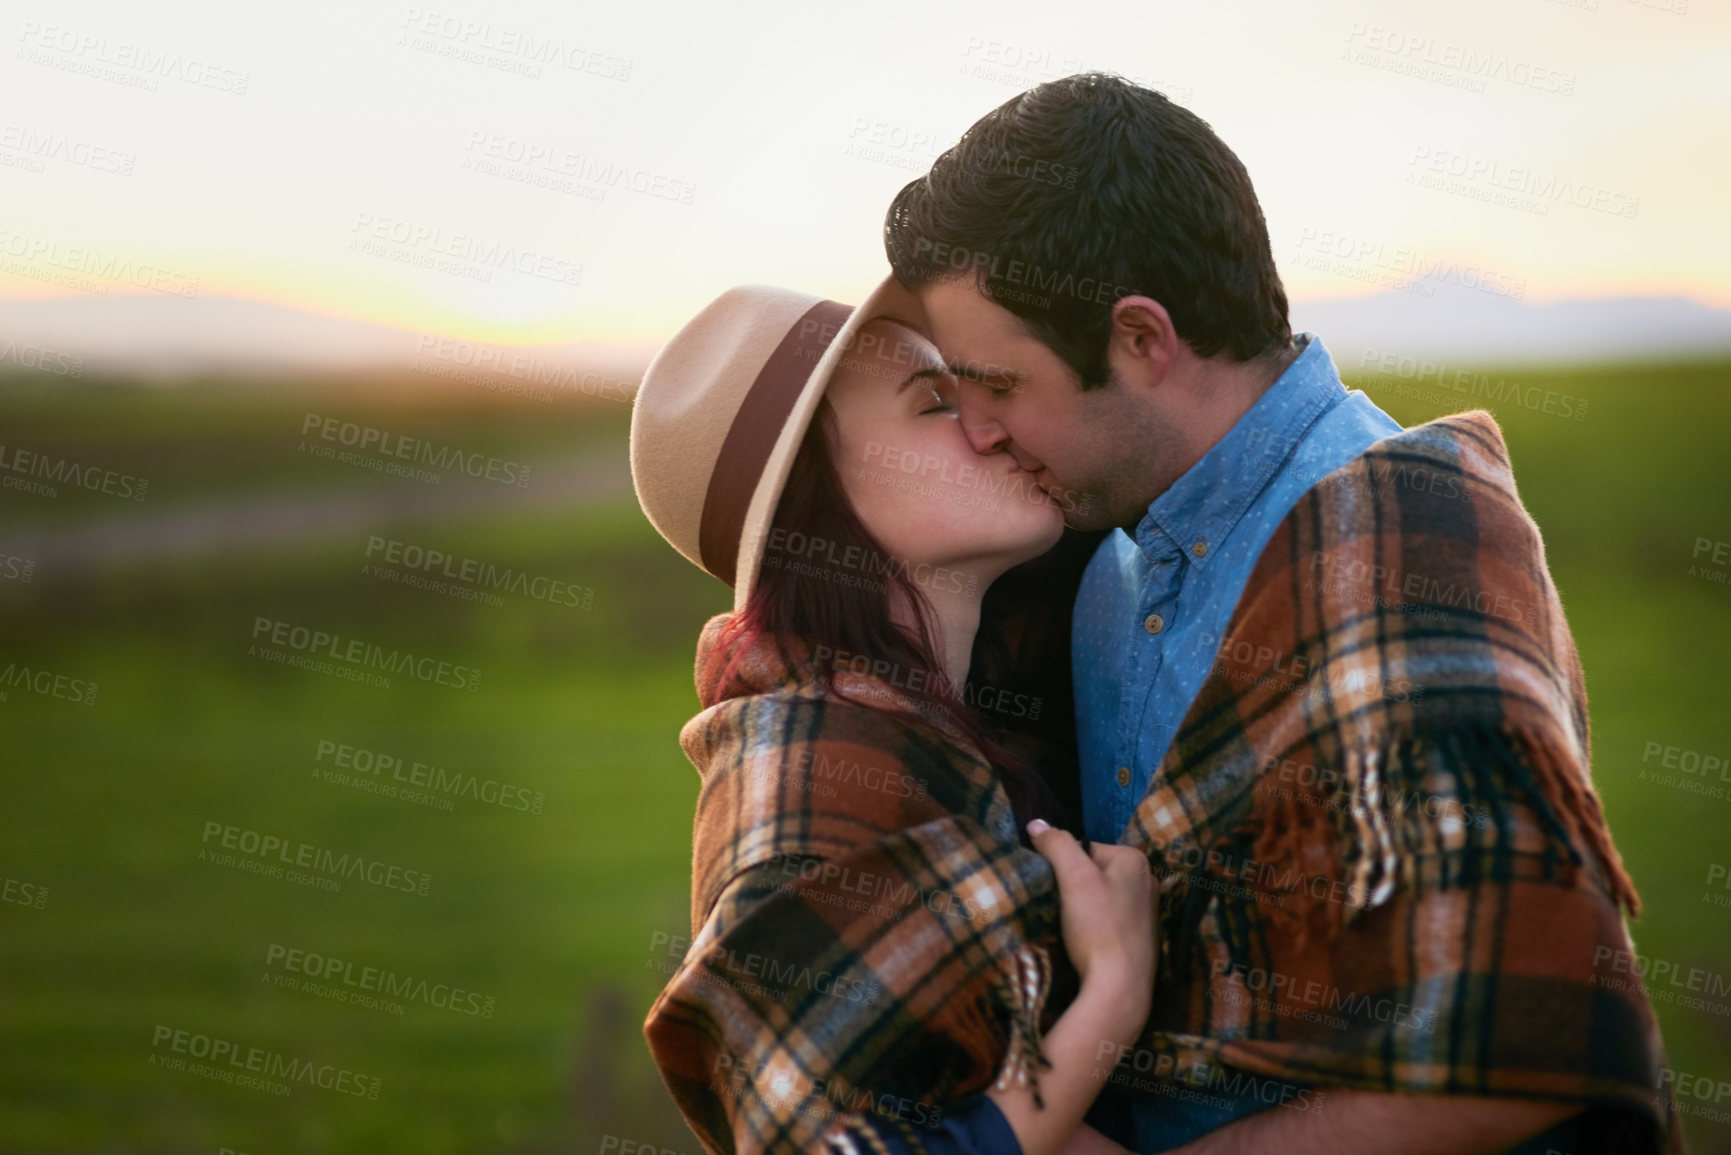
631 278 1157 1155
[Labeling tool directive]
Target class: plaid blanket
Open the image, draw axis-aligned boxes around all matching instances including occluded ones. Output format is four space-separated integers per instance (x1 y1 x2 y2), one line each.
1106 410 1685 1151
642 618 1067 1154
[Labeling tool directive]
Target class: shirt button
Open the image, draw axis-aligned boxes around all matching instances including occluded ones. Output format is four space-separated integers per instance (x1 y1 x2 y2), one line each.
1117 766 1132 788
1143 613 1164 634
1192 540 1208 558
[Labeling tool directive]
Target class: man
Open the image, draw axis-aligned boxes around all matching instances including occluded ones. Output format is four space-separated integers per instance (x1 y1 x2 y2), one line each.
883 74 1684 1154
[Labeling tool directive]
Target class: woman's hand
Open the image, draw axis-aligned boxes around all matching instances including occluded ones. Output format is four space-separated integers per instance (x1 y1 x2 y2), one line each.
982 820 1159 1155
1026 818 1157 1032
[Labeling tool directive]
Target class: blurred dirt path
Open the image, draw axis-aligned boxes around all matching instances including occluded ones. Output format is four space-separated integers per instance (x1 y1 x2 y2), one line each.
0 446 634 572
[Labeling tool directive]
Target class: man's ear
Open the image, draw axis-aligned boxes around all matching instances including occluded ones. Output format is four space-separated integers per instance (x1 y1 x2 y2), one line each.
1105 296 1179 389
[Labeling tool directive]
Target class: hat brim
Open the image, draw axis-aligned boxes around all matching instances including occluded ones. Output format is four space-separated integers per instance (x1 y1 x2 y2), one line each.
731 273 930 612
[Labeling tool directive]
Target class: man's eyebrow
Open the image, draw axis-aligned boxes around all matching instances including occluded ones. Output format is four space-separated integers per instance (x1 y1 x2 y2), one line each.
946 361 1018 384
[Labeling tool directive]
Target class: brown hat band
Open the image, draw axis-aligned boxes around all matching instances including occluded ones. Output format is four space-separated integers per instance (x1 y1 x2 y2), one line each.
698 298 853 586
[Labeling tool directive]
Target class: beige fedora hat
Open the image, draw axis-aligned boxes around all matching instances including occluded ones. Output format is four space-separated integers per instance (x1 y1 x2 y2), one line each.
630 275 923 611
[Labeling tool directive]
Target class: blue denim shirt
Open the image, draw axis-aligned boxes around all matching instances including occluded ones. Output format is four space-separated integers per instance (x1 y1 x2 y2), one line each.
1072 333 1401 1151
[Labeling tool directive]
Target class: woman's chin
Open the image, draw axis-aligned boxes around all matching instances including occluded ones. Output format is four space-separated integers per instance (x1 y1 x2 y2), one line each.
997 515 1068 569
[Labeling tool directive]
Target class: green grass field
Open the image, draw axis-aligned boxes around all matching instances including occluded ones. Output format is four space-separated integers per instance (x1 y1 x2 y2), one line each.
2 357 1729 1153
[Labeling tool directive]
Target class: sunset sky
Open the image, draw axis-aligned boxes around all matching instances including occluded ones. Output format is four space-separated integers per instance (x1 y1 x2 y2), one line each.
2 0 1726 352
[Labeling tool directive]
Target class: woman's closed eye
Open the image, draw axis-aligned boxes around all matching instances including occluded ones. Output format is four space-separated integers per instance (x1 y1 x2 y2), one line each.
919 388 954 416
912 369 959 415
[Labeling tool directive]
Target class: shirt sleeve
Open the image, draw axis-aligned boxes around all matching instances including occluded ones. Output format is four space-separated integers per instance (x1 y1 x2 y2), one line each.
860 1092 1022 1155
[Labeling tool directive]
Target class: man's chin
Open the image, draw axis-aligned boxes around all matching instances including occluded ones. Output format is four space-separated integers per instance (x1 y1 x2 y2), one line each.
1064 503 1139 534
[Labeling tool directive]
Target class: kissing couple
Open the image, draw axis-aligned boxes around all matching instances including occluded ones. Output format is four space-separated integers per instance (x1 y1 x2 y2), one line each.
633 74 1685 1155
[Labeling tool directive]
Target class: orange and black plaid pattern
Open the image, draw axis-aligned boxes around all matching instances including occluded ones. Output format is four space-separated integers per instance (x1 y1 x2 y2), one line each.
643 618 1064 1154
1114 410 1684 1153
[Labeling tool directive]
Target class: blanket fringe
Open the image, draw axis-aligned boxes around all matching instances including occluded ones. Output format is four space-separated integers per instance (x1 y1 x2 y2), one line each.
989 941 1055 1108
1520 731 1641 917
1229 722 1643 951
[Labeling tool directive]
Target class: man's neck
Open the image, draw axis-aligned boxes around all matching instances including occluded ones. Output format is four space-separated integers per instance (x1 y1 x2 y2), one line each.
1150 340 1304 504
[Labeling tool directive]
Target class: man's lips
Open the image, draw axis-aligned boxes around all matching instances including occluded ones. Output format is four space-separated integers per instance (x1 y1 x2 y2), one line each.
1009 463 1064 505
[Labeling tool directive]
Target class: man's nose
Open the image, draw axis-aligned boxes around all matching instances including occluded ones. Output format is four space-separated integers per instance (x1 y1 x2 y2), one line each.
955 384 1009 455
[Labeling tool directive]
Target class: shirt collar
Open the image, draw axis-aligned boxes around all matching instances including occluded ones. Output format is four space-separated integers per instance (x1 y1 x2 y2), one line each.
1135 332 1346 568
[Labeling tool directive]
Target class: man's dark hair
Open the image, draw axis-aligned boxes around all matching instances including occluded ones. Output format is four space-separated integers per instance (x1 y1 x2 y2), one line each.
885 72 1292 388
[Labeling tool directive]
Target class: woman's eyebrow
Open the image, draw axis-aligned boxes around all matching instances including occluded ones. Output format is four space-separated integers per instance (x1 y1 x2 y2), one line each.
896 365 949 393
879 314 932 342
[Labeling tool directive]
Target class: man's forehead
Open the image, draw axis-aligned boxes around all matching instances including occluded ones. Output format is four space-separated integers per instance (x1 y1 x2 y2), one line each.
917 277 1030 334
912 282 1037 373
848 317 937 368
